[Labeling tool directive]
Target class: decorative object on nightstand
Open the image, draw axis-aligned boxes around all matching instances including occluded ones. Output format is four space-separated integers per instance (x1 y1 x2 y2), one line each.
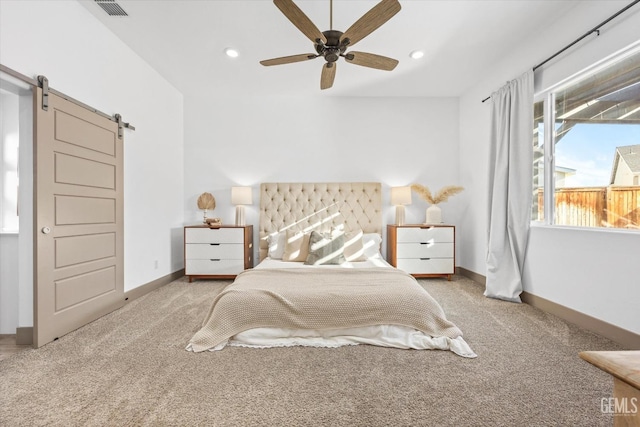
184 225 253 281
410 184 464 224
205 217 222 227
426 204 442 224
390 186 412 225
196 192 216 224
387 224 455 280
231 186 252 226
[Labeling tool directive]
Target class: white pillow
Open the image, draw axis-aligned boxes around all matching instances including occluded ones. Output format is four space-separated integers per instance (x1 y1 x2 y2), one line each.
343 230 367 262
362 233 383 259
267 232 286 259
282 230 311 262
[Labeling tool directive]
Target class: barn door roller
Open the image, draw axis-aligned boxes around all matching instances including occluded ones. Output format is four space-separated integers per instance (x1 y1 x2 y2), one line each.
37 75 49 111
32 72 135 135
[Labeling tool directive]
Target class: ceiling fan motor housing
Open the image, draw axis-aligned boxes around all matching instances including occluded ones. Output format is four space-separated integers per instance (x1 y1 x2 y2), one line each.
315 30 348 63
261 0 402 89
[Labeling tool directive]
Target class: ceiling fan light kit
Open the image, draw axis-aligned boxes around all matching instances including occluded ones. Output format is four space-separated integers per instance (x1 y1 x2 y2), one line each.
260 0 402 90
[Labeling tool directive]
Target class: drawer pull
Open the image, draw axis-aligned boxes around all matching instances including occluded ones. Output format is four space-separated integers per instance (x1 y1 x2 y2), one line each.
420 257 431 261
209 243 220 246
420 242 428 245
210 259 221 262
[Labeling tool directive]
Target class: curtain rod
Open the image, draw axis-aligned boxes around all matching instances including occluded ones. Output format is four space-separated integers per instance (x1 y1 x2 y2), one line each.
481 0 640 103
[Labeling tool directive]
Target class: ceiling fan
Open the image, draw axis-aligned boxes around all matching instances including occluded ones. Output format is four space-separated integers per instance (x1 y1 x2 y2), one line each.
260 0 402 90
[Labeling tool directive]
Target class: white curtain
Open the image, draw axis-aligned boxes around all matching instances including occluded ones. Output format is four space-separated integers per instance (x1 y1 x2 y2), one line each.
485 70 534 303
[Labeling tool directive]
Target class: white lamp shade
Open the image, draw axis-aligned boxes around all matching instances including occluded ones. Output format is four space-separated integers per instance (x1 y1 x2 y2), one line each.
231 186 252 205
390 186 412 206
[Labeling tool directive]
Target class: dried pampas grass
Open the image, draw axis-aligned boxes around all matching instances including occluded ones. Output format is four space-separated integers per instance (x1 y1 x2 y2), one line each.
411 184 464 205
197 192 216 210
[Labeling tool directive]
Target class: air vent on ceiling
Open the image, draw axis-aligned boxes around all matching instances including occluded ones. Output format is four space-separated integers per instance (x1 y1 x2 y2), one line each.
95 0 128 17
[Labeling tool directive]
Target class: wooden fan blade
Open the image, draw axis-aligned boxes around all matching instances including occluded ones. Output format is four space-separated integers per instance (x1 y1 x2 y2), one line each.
345 51 398 71
274 0 327 44
260 54 318 66
341 0 401 47
321 63 336 90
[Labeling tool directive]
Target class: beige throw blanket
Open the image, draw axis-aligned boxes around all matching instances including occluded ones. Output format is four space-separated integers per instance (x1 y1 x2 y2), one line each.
188 268 464 353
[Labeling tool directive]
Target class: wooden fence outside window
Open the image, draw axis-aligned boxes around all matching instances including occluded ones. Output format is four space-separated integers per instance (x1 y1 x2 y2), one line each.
536 186 640 229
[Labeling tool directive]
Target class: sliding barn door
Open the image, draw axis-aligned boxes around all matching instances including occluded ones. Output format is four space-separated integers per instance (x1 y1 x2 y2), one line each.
34 87 124 347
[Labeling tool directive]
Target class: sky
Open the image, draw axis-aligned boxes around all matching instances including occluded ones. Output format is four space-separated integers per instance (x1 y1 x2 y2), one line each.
554 123 640 187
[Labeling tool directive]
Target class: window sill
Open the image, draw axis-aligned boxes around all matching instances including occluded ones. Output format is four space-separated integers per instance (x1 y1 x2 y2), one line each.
530 221 640 236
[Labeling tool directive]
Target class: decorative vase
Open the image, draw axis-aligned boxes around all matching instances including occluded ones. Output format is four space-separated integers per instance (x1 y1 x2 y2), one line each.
426 204 442 224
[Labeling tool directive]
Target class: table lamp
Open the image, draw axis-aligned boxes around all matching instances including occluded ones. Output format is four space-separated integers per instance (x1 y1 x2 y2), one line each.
391 186 411 225
231 186 252 226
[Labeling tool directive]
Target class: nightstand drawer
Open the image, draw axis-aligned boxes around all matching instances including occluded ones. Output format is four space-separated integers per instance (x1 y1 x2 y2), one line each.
185 227 244 244
396 242 453 258
186 259 245 275
397 258 454 275
185 243 244 260
397 227 453 243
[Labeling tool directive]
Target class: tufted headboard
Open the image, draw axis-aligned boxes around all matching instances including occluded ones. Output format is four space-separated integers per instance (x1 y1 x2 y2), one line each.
259 182 382 261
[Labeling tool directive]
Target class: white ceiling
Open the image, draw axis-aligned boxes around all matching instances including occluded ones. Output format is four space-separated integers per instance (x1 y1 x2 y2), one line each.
78 0 584 98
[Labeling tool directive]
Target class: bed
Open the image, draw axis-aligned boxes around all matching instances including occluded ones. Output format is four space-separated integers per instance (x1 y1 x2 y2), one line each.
187 183 475 358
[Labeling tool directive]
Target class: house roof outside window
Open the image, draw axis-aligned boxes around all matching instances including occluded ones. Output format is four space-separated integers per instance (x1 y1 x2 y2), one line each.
610 144 640 185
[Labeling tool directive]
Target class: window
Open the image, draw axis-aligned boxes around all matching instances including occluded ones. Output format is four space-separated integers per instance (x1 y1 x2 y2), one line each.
1 88 20 232
533 46 640 230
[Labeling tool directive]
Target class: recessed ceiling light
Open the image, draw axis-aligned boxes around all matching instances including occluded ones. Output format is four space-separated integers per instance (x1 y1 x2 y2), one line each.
409 50 424 60
224 48 239 58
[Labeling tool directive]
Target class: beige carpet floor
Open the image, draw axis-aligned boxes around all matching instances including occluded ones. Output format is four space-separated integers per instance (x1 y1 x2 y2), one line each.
0 275 625 426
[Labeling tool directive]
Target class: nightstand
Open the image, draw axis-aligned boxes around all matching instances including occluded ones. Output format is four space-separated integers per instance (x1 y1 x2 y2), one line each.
184 225 253 281
387 224 455 280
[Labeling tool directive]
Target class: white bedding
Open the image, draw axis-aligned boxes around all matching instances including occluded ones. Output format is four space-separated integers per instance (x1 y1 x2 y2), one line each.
202 257 476 358
254 256 393 270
